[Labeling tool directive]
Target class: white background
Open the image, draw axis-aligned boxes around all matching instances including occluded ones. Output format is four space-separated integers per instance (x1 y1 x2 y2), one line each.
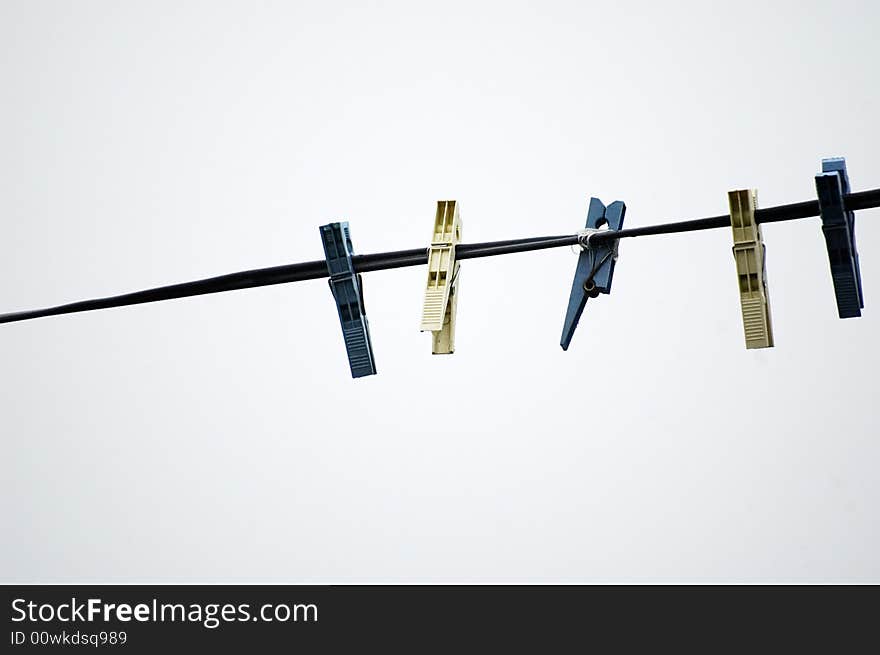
2 0 878 582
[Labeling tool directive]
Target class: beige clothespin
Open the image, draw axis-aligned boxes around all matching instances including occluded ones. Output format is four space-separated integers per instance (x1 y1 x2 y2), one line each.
729 189 773 349
420 200 462 354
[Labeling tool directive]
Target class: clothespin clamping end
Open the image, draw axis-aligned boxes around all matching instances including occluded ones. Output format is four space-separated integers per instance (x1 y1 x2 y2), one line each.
319 222 377 378
815 157 864 318
560 197 626 350
420 200 462 355
728 189 773 349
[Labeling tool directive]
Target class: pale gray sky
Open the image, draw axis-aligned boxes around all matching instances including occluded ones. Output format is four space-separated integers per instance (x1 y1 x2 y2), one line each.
1 0 878 582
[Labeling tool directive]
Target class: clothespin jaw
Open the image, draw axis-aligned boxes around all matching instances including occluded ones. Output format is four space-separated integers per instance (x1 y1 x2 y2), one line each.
728 189 773 349
560 197 626 351
319 222 377 378
420 200 462 355
815 157 864 318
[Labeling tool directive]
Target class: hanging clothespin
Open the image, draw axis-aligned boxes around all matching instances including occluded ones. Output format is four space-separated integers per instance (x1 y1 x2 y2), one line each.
420 200 462 354
560 197 626 350
815 157 864 318
728 189 773 349
319 222 377 378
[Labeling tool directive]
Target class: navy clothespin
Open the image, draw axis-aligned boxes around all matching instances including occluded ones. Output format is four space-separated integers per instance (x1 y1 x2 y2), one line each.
560 197 626 350
815 158 864 318
319 222 377 378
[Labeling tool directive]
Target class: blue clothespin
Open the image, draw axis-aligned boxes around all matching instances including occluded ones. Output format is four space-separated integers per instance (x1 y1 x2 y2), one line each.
560 197 626 350
815 158 864 318
319 222 377 378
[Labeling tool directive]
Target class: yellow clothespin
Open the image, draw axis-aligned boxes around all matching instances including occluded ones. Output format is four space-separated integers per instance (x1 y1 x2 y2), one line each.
420 200 462 354
728 189 773 349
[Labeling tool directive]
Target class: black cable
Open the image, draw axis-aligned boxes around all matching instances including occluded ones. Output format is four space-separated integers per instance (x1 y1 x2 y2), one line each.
1 188 878 326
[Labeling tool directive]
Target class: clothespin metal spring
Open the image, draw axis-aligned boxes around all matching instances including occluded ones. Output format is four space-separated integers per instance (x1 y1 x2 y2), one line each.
575 228 619 298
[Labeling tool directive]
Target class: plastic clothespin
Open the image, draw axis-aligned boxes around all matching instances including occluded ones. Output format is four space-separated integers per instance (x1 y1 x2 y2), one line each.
420 200 462 354
319 222 377 378
815 157 864 318
560 197 626 350
728 189 773 349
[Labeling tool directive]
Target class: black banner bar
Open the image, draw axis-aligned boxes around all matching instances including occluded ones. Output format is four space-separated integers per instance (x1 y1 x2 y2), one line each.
2 585 876 651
